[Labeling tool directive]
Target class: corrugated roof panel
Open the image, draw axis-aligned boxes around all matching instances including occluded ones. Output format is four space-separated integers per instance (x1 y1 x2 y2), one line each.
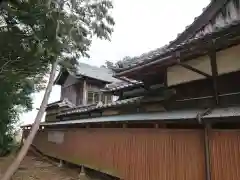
41 106 240 127
41 109 201 126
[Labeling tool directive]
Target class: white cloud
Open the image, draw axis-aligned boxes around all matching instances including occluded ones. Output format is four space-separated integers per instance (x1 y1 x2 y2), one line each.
20 0 210 125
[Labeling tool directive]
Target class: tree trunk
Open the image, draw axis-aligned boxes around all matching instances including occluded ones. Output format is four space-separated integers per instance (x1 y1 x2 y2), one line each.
1 61 58 180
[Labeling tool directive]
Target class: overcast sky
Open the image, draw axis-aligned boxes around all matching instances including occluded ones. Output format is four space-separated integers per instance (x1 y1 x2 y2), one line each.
20 0 210 125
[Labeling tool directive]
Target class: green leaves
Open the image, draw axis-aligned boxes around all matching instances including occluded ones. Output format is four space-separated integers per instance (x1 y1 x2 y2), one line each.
0 0 115 155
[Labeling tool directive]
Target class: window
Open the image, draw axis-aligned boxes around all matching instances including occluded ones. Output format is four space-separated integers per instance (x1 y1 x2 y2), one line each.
94 93 100 103
106 95 112 103
87 92 112 105
101 94 105 102
87 91 101 104
101 94 112 104
87 92 94 104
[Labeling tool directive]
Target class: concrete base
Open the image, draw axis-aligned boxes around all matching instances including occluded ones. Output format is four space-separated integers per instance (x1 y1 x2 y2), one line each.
78 166 91 180
57 160 63 168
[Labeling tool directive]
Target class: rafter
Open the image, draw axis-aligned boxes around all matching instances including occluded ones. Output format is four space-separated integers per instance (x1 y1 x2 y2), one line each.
179 63 212 78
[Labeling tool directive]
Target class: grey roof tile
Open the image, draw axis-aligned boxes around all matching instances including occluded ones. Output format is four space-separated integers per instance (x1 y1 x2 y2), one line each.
76 63 119 83
25 106 240 127
58 96 143 116
112 2 239 73
47 99 75 109
101 78 143 92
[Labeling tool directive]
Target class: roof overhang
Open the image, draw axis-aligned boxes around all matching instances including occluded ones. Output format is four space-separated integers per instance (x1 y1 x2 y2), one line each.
54 69 69 85
21 106 240 129
39 106 240 127
55 67 117 86
115 21 240 79
41 109 201 126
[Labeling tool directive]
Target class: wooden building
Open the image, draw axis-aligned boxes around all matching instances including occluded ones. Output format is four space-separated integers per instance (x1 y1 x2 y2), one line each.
22 1 240 180
55 62 118 106
44 63 119 122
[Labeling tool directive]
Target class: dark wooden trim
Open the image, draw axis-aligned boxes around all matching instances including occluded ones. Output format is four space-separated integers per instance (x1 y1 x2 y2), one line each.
164 69 168 86
203 123 212 180
179 63 212 78
209 50 219 105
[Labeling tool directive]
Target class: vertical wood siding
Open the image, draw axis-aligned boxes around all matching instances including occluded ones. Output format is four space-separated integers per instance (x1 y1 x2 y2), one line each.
33 128 205 180
209 130 240 180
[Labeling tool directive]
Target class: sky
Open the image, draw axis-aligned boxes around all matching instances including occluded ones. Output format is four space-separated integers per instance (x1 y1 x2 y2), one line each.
20 0 210 125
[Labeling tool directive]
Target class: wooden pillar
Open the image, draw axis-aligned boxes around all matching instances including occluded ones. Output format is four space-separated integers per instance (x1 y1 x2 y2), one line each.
209 50 219 105
82 79 87 105
203 123 212 180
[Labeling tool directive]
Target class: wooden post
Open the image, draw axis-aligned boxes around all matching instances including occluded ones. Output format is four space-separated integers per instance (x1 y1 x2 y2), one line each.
82 79 87 105
209 50 219 105
203 123 212 180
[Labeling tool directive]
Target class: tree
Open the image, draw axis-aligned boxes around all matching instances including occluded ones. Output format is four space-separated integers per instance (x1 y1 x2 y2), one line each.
0 0 49 157
105 60 114 69
0 0 114 179
0 76 44 157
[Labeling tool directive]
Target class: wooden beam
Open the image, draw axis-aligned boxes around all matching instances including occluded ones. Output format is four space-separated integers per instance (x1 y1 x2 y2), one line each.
209 50 219 105
179 63 211 78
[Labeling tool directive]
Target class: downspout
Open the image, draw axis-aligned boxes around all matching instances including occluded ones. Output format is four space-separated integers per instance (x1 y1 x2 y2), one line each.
196 108 212 180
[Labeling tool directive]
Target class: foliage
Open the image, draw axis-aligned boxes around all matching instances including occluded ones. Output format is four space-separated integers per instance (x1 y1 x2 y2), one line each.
0 0 114 157
0 73 44 156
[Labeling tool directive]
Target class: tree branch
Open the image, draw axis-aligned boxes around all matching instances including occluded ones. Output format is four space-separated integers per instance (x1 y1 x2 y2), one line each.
0 58 20 74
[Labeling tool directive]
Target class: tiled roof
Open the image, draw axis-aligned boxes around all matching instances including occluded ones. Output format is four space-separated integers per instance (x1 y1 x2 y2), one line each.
47 99 75 109
40 106 240 127
41 110 201 126
101 77 143 92
113 0 240 73
113 45 168 71
113 19 240 73
55 62 119 85
58 97 143 116
75 63 119 83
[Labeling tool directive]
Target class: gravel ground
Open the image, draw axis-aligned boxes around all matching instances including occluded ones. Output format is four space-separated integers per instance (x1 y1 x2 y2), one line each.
0 155 80 180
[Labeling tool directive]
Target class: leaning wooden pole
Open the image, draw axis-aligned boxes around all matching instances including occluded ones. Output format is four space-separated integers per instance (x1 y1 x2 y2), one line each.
1 61 58 180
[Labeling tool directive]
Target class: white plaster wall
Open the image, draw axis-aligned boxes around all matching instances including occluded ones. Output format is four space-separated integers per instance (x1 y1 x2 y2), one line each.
167 44 240 86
